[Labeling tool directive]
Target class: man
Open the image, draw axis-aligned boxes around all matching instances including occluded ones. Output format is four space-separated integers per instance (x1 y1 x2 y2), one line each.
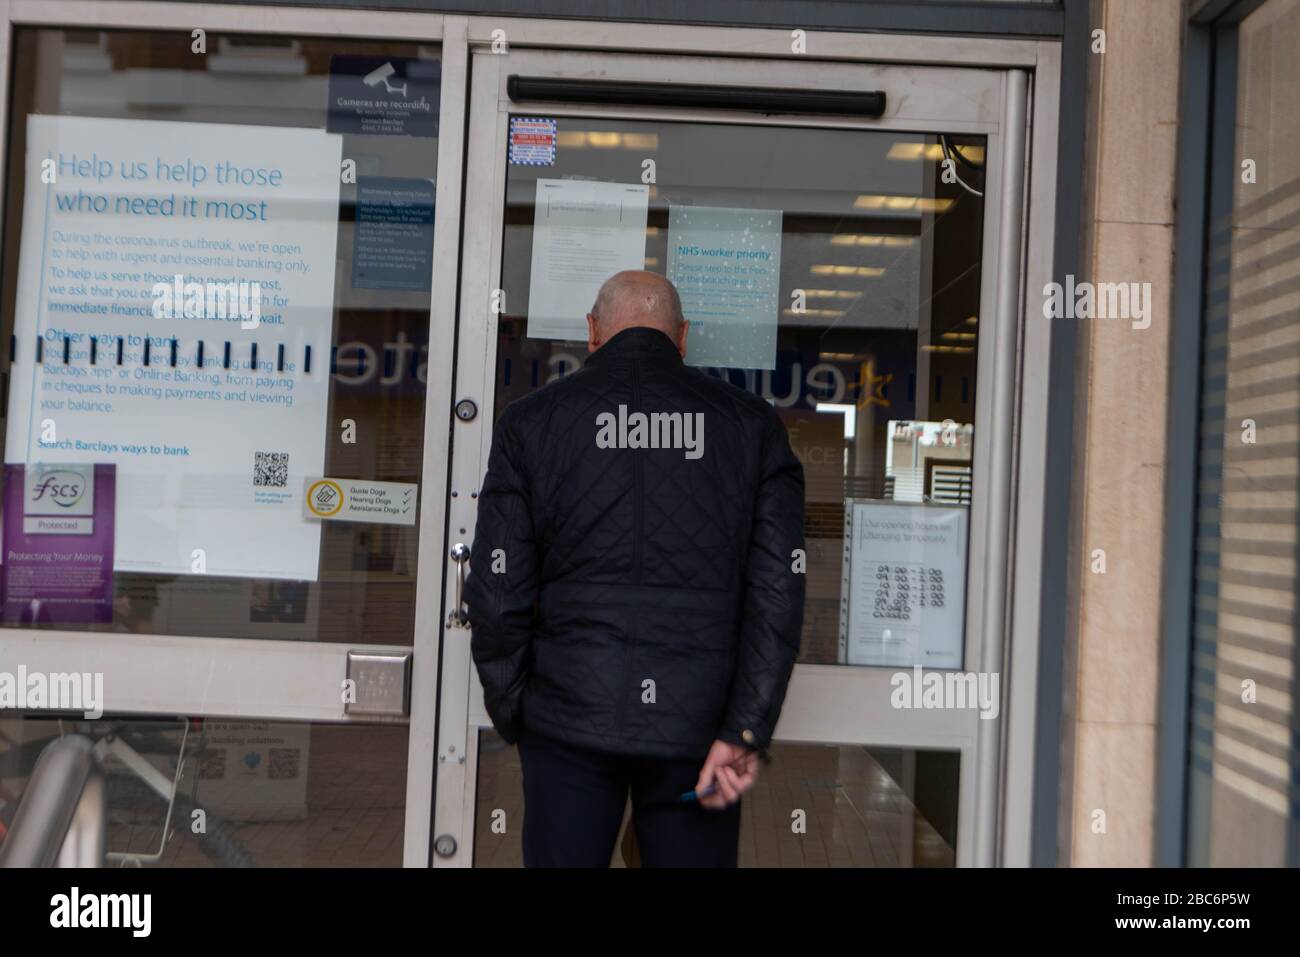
465 270 805 867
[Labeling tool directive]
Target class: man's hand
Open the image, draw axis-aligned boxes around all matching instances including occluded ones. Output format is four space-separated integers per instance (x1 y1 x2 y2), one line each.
694 739 759 810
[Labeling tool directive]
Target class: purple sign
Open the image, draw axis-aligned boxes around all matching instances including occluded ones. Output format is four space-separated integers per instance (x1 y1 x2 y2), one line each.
2 463 115 624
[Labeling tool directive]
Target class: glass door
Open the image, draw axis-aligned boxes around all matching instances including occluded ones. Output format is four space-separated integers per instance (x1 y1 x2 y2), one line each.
435 47 1027 866
0 21 460 867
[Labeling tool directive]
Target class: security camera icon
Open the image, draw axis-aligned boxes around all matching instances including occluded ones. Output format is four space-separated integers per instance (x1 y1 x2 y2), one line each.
363 62 407 96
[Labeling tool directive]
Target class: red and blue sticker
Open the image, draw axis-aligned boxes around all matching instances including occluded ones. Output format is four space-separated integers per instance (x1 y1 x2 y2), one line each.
509 117 557 166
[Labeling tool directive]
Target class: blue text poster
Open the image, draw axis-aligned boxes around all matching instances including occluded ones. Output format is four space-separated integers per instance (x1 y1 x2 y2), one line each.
5 116 340 581
352 177 435 292
668 205 783 371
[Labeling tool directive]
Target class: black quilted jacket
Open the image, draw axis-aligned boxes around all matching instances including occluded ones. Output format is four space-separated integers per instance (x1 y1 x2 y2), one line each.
465 326 806 761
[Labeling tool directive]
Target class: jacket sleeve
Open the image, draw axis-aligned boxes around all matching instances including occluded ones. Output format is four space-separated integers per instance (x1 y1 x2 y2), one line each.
718 413 806 752
464 407 541 745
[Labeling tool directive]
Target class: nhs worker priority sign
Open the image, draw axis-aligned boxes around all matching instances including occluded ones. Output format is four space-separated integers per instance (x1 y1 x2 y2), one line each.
4 116 342 582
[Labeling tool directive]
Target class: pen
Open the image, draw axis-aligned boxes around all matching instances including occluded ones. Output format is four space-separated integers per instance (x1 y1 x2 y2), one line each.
679 785 718 803
681 732 773 802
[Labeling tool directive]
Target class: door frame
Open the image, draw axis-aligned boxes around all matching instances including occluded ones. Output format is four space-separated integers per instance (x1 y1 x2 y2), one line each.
0 0 462 867
436 33 1059 868
0 2 1063 868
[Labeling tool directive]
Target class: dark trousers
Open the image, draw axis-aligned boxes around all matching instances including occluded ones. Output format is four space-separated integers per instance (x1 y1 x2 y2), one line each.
516 727 742 868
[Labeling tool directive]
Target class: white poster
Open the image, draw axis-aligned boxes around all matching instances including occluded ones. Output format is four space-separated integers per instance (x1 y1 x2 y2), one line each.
193 721 310 823
5 116 342 581
526 179 649 341
668 205 782 371
839 500 968 668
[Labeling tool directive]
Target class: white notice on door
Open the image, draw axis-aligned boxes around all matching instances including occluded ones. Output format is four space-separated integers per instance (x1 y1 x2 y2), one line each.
839 500 968 668
526 179 649 341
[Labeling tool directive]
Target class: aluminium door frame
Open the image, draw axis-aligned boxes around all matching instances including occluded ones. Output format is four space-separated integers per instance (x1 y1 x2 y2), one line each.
0 2 1063 868
439 36 1056 868
0 0 462 867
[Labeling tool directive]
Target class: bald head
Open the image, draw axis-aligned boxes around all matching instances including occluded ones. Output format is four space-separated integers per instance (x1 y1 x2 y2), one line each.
587 271 687 354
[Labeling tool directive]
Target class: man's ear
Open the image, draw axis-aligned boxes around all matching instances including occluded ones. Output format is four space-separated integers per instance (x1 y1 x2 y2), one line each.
675 320 689 358
587 313 601 354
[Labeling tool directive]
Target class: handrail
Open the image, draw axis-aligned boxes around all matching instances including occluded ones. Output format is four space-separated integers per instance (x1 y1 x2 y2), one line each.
0 734 105 868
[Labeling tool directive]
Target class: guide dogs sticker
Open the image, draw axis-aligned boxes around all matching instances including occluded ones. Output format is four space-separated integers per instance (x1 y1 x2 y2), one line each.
306 479 345 518
304 478 416 526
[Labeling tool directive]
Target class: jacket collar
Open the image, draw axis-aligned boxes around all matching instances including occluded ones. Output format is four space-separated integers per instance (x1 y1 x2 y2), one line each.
584 326 683 366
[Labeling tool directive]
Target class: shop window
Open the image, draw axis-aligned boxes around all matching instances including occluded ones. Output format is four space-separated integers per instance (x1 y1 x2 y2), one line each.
1187 0 1300 867
0 29 442 643
492 116 986 669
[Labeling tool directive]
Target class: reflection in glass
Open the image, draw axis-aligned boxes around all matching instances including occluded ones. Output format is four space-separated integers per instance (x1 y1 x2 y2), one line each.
473 730 956 867
0 29 442 643
1186 0 1300 867
0 716 408 867
494 117 985 668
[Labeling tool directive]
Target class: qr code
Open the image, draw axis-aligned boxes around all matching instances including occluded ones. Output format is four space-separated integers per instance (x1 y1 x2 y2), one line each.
198 748 227 780
268 747 301 780
254 451 289 488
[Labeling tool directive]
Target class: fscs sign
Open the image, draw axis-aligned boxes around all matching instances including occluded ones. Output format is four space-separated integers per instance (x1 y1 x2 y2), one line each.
26 464 94 516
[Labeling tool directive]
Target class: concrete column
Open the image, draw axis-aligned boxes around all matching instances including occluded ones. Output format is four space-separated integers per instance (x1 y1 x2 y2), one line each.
1065 0 1184 867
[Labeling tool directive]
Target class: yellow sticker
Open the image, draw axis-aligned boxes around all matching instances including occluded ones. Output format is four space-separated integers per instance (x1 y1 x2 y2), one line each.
306 478 345 518
302 477 417 525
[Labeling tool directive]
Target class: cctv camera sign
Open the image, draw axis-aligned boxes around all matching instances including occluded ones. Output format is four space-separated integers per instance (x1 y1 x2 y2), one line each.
328 56 440 138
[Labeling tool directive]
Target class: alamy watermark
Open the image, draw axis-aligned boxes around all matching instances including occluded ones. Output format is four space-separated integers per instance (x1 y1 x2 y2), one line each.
596 404 704 460
1042 274 1151 330
152 273 261 329
50 887 150 937
0 666 103 719
890 666 999 720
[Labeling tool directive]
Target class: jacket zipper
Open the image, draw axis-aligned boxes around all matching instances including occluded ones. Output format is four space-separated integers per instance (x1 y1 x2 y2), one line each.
630 358 644 584
617 358 644 737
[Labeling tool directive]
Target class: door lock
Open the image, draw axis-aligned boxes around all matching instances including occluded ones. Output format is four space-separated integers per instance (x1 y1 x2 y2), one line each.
446 542 471 629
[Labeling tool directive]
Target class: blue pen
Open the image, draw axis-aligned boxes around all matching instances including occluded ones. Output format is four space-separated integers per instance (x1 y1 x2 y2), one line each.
679 785 718 803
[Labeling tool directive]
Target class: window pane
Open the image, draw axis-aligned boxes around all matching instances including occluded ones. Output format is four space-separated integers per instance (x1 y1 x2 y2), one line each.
493 117 984 669
0 716 407 866
0 29 441 642
473 729 957 867
1187 0 1300 867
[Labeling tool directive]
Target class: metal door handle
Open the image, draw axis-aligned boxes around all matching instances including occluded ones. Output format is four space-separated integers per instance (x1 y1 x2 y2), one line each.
446 543 471 629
